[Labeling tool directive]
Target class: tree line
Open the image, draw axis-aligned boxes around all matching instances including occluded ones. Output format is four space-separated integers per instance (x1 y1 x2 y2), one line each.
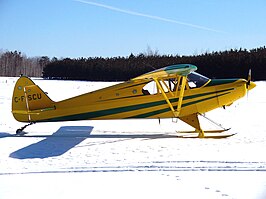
0 50 52 77
1 47 266 80
43 47 266 81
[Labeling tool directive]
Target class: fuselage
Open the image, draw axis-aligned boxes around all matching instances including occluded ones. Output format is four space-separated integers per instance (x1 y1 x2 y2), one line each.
12 74 256 123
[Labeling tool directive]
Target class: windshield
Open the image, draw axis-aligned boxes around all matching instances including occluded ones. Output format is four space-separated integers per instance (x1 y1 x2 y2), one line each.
187 72 209 88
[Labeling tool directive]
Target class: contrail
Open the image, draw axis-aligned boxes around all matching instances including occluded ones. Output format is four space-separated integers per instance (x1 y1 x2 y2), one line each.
74 0 225 33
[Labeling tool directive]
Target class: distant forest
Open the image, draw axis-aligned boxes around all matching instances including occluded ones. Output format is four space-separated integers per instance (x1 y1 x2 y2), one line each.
1 46 266 81
0 50 50 77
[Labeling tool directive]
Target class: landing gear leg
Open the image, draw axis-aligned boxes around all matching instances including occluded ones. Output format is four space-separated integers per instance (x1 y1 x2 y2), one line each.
178 113 236 138
16 122 35 135
179 113 205 138
197 129 205 138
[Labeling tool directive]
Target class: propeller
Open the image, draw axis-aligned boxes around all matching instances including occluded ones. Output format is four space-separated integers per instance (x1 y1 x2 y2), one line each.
246 68 256 91
246 69 251 89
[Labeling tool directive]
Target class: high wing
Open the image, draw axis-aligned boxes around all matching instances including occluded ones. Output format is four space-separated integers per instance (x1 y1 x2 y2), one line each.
132 64 197 80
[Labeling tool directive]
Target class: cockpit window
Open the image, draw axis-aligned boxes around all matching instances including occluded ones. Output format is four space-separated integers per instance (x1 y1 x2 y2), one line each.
142 72 209 95
187 72 209 88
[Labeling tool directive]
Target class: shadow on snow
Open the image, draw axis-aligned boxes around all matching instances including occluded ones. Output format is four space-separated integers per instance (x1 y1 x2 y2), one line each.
2 126 180 160
9 126 93 159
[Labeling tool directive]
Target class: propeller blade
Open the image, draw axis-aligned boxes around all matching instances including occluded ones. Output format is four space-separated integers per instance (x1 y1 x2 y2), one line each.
246 68 256 91
246 68 251 89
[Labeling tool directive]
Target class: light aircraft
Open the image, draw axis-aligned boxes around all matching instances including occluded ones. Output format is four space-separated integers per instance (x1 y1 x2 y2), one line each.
12 64 256 138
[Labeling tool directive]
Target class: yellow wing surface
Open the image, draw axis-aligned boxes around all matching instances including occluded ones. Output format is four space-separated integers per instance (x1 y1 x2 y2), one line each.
133 64 197 80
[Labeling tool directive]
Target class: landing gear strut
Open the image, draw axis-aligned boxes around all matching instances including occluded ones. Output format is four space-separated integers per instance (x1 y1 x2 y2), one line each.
178 113 235 138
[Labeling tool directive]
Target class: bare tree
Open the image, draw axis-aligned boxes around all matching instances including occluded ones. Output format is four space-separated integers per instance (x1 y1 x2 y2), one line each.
0 50 48 77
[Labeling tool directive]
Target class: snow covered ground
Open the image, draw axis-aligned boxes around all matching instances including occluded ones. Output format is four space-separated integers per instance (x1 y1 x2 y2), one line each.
1 77 266 199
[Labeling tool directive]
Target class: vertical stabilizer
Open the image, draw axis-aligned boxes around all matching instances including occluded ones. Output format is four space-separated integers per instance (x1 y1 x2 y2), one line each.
12 76 54 122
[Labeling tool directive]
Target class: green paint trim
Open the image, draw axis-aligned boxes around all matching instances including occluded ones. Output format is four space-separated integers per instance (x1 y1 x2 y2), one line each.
184 88 233 100
41 98 178 122
102 88 233 103
128 108 170 118
40 88 233 122
165 64 197 71
127 92 229 118
183 92 229 107
206 79 238 87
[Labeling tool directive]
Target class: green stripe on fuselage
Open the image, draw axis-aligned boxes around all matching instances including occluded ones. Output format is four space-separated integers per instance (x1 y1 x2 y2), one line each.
128 92 230 118
40 88 233 122
205 79 238 87
41 98 178 122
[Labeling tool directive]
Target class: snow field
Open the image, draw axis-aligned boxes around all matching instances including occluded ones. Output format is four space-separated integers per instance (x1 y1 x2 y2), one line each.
1 77 266 199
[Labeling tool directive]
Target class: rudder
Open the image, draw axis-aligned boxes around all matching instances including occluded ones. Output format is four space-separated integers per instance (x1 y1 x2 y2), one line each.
12 76 55 122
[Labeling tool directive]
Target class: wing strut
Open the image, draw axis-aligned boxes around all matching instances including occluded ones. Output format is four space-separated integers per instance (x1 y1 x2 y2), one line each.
153 76 187 118
153 78 177 117
176 76 186 116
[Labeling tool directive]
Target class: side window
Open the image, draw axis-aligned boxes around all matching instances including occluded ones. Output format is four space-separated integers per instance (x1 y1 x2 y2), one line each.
142 81 157 95
142 79 177 95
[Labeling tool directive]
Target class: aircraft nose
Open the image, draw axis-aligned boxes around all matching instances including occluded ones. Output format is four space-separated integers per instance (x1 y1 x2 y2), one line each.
247 81 256 91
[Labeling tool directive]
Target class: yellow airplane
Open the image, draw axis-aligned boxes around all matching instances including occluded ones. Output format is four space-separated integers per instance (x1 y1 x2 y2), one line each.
12 64 256 138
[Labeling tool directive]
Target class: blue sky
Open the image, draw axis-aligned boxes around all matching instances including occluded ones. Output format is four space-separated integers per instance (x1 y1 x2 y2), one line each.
0 0 265 58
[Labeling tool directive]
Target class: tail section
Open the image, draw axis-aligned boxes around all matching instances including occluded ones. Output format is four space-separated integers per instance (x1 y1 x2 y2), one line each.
12 76 55 122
